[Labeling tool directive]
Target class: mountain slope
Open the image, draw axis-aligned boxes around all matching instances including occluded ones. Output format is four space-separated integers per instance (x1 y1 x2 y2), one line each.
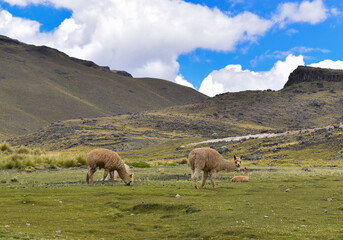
6 66 343 152
0 35 207 138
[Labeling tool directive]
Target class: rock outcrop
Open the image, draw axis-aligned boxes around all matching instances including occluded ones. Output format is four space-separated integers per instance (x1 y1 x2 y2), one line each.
284 66 343 88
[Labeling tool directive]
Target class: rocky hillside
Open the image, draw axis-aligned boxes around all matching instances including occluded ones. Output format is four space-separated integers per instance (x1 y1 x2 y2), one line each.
0 35 207 139
5 63 343 152
285 66 343 87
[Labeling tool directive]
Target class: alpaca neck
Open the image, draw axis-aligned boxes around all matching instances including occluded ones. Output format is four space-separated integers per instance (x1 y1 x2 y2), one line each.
218 159 235 171
117 167 129 183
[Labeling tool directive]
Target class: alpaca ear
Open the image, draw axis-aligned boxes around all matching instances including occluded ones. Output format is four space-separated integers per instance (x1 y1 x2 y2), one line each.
129 173 133 177
234 155 237 160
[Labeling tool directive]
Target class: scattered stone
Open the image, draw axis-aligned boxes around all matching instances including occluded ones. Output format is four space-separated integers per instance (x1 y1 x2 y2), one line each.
10 178 18 182
317 82 324 88
327 198 333 202
309 100 324 107
130 213 135 216
55 230 62 234
4 225 10 228
264 215 269 218
175 194 181 198
273 147 281 153
285 189 291 192
59 201 63 204
324 210 328 213
211 133 219 139
217 146 230 154
301 225 306 228
301 167 311 172
26 223 31 227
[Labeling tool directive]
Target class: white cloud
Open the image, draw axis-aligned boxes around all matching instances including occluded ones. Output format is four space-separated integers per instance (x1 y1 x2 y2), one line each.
0 0 273 82
175 75 195 89
199 55 305 97
0 9 41 40
275 0 328 26
0 0 337 92
309 59 343 69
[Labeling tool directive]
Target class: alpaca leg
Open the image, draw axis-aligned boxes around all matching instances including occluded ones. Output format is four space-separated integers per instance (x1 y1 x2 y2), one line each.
201 171 209 188
87 168 96 184
210 170 217 188
191 169 200 189
102 169 109 185
109 171 115 185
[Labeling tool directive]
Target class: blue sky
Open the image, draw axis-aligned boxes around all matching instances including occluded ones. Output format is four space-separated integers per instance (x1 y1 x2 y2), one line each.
0 0 343 96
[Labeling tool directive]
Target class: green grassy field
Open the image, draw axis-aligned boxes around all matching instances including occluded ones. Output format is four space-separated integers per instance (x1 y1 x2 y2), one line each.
1 166 343 239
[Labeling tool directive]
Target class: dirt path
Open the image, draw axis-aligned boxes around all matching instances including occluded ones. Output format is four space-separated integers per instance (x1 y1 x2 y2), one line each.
185 124 340 147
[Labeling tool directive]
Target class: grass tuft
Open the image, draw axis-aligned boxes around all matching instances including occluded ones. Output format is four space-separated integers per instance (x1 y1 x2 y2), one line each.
131 161 151 168
0 142 13 153
17 146 31 154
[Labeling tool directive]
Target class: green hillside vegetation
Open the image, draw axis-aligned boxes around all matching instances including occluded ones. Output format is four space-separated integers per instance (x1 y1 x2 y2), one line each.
2 122 342 170
0 35 207 138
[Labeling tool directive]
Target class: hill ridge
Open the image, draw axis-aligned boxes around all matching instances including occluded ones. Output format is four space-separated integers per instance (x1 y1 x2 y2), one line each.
284 65 343 88
0 35 207 138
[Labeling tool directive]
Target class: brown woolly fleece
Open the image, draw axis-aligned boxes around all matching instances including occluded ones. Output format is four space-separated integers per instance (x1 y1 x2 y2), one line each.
86 148 133 185
231 167 249 182
188 147 242 189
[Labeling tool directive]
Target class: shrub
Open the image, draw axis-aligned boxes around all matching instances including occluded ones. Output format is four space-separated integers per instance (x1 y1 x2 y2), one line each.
17 146 31 154
0 142 13 153
165 161 178 166
62 158 77 168
3 159 15 169
131 161 151 168
177 159 188 164
76 154 87 166
32 148 43 155
6 154 25 169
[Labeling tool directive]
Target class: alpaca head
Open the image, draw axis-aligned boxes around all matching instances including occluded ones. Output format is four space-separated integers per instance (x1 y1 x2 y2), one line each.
119 170 134 186
125 172 134 186
233 155 242 169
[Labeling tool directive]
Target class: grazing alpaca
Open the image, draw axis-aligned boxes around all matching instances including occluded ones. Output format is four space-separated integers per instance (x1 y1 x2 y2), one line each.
86 148 133 185
231 167 249 182
188 147 242 189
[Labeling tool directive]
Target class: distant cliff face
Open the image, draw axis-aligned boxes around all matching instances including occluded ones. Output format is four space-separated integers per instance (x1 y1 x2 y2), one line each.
284 66 343 88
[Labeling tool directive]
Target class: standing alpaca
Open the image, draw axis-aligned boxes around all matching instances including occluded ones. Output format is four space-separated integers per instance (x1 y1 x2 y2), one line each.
231 167 249 182
86 148 133 186
188 147 242 189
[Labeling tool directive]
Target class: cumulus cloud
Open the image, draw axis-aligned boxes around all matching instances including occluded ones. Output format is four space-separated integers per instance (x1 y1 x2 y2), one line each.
0 9 41 40
309 59 343 69
174 74 195 89
199 55 305 97
0 0 273 81
0 0 337 93
275 0 328 26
